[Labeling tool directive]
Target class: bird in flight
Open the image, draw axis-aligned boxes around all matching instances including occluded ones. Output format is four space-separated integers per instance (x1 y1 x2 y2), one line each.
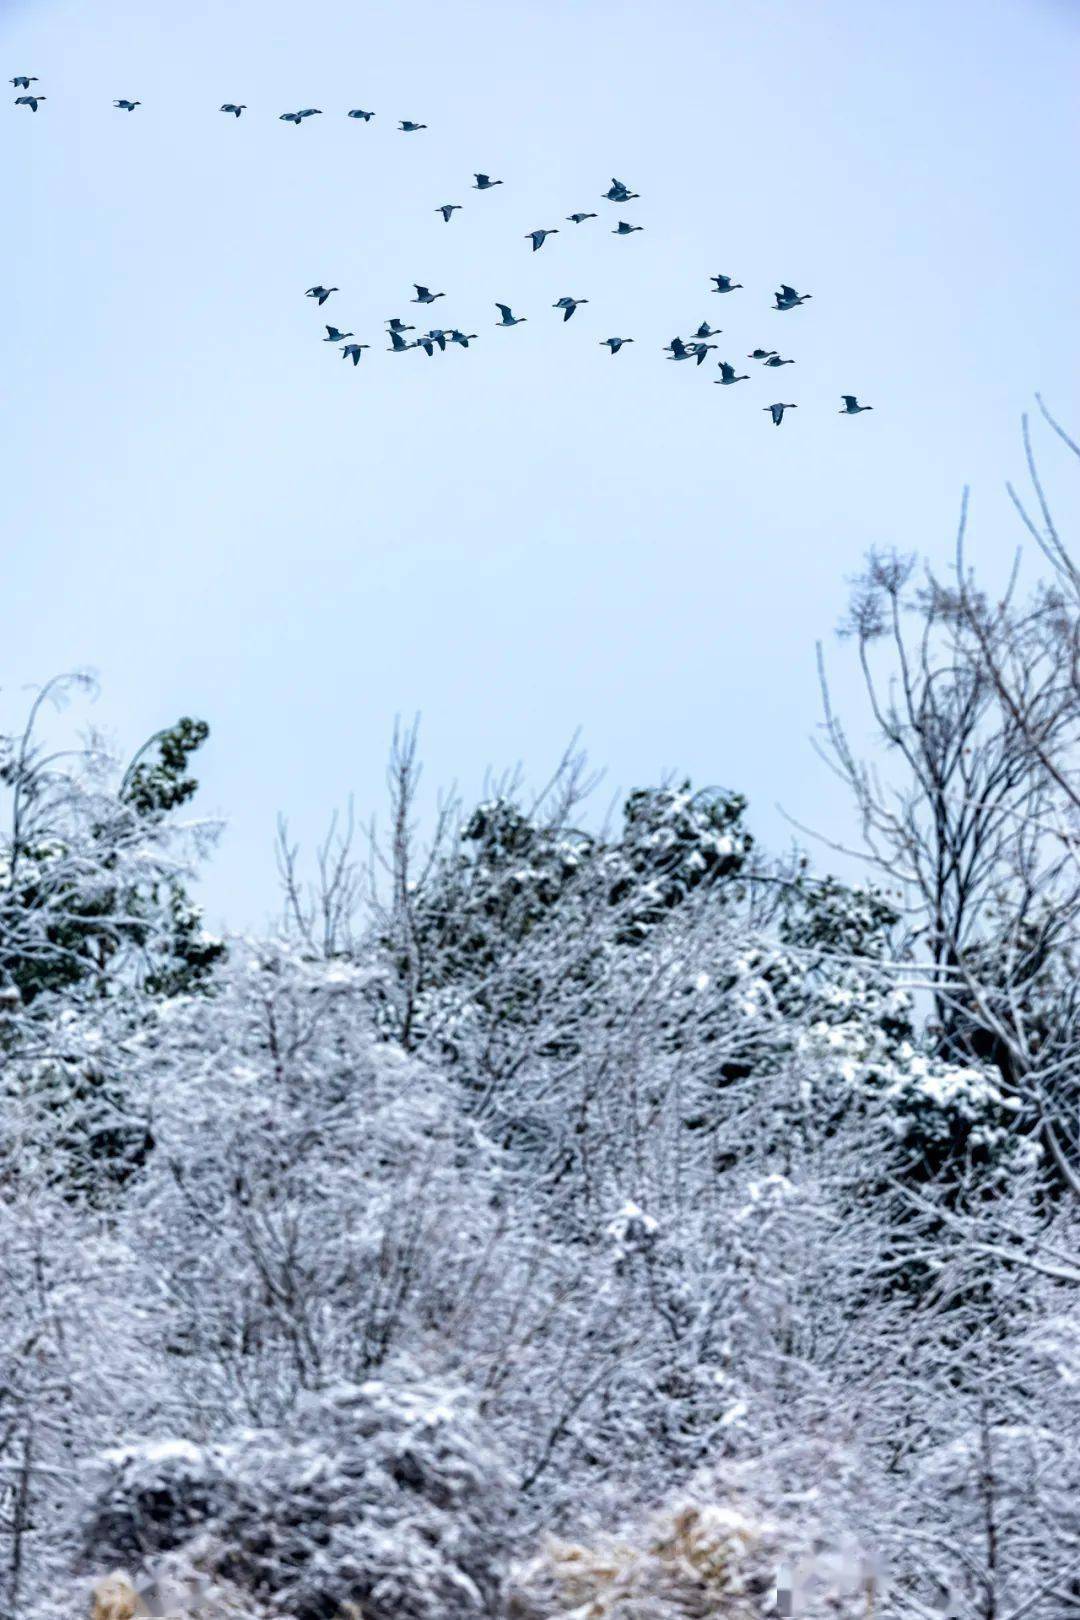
765 402 798 425
280 110 304 123
763 354 794 367
448 330 478 347
567 212 597 224
748 349 778 360
388 329 417 352
348 109 375 120
840 395 873 414
220 103 245 117
113 99 141 110
496 303 527 326
715 362 749 385
297 108 322 119
411 285 445 304
665 337 713 365
399 119 426 131
14 94 45 110
435 204 462 222
341 343 370 365
418 330 448 355
603 178 639 201
553 296 588 322
711 275 743 294
613 220 643 235
526 228 558 251
600 337 633 354
323 325 353 342
11 76 37 89
306 286 338 306
473 173 502 189
386 318 415 333
691 323 721 340
774 284 812 309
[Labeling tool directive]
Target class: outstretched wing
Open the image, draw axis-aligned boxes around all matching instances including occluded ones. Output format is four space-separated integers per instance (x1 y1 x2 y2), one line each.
841 395 858 409
496 303 513 320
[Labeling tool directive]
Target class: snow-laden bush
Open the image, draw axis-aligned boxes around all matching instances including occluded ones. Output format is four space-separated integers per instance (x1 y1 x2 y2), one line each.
82 1373 511 1620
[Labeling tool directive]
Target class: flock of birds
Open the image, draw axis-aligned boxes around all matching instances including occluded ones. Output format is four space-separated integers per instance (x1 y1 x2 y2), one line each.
11 78 876 424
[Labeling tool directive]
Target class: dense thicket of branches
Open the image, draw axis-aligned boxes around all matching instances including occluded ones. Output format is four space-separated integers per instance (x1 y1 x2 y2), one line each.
2 409 1079 1620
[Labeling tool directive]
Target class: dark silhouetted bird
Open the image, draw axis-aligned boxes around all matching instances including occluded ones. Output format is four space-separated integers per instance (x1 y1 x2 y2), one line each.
840 395 873 414
341 343 370 365
764 354 794 367
412 284 445 304
603 178 638 201
386 318 414 333
567 212 597 223
692 323 721 339
496 303 527 326
297 108 322 118
553 296 588 321
324 325 353 342
14 94 45 110
348 109 375 120
473 173 502 189
10 76 37 89
436 204 462 222
774 284 811 309
711 275 743 293
765 402 797 425
388 329 416 352
688 342 716 365
748 349 778 360
715 362 749 385
220 104 245 117
306 286 338 306
280 111 303 122
448 330 478 347
613 220 643 235
114 99 141 110
665 337 692 361
419 329 448 354
526 228 558 251
399 119 426 131
600 337 633 353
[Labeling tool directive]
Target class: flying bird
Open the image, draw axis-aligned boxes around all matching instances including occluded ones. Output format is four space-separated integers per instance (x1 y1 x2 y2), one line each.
435 204 462 222
688 342 716 365
553 297 588 321
763 354 794 367
11 77 37 89
603 178 639 201
692 323 721 339
748 349 778 360
765 402 798 425
448 330 478 347
388 329 416 352
280 111 303 123
341 343 371 365
399 119 426 131
711 275 743 293
386 318 415 333
323 325 353 342
715 362 749 385
526 228 558 251
348 109 375 120
411 284 445 304
613 221 643 235
567 212 597 223
600 337 633 353
840 395 873 414
774 284 812 309
113 99 141 110
220 103 246 117
419 329 448 354
473 173 502 189
297 108 322 118
14 94 45 110
306 286 338 306
496 303 527 326
666 337 712 364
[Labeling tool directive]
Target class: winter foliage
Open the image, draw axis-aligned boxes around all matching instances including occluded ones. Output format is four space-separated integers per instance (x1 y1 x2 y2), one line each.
3 410 1080 1617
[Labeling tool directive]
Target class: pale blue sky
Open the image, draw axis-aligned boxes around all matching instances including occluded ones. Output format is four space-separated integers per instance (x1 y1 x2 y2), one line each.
3 0 1078 929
